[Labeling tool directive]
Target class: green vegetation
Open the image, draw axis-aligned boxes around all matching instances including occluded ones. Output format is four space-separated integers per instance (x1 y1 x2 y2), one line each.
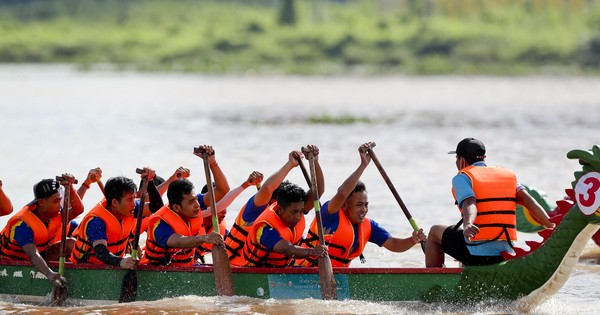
1 0 600 75
307 114 374 125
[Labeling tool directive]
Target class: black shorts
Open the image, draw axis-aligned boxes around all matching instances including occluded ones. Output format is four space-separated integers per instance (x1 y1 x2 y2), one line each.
441 226 503 266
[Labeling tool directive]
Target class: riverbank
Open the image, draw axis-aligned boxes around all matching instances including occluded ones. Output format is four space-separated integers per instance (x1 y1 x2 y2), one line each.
1 0 599 75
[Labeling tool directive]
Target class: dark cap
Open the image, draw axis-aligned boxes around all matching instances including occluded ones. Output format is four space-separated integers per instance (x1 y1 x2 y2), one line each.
33 179 61 200
448 138 486 160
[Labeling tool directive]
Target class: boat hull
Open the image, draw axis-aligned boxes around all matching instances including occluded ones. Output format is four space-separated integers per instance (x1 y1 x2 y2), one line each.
0 260 462 304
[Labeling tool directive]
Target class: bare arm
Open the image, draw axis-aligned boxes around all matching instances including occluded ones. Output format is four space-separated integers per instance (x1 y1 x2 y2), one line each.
382 229 426 252
272 239 327 259
327 143 372 214
166 231 224 249
516 189 555 229
157 167 190 196
22 243 65 286
0 180 13 216
203 172 262 216
76 167 102 199
461 197 480 239
253 151 301 206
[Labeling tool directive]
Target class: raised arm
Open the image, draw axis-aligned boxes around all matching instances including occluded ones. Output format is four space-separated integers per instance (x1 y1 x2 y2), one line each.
253 150 301 207
0 180 14 216
157 166 190 196
327 142 373 214
60 173 84 221
138 167 157 217
201 171 263 219
77 167 102 199
194 145 230 203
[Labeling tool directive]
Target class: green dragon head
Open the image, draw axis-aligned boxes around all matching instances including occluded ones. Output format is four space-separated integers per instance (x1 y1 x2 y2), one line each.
567 144 600 225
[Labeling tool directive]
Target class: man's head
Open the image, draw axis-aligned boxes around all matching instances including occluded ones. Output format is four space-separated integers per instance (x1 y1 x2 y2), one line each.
449 138 486 166
104 177 137 218
167 179 200 219
274 181 307 229
343 180 369 224
32 179 63 219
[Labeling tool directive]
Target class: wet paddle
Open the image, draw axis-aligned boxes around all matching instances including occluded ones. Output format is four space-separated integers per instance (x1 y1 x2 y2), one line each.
304 149 337 300
197 147 235 296
366 143 426 252
51 175 77 306
119 168 147 303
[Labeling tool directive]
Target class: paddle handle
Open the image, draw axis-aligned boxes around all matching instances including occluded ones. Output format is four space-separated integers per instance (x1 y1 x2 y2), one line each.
366 146 425 252
131 168 148 258
306 153 326 245
296 155 322 208
55 175 75 276
58 187 68 276
201 154 220 232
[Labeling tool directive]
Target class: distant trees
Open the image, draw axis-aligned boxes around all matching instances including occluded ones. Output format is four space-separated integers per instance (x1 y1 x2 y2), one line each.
278 0 296 26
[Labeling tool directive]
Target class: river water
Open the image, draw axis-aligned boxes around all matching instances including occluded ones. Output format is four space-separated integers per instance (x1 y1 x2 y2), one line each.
0 65 599 314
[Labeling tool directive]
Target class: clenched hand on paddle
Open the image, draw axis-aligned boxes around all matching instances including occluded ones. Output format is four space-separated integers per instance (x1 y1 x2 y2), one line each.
195 145 235 296
51 174 78 306
301 146 337 300
366 143 426 252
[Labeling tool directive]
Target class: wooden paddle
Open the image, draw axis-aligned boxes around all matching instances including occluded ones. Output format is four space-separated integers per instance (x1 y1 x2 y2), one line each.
197 147 235 296
366 143 426 252
304 149 337 300
51 175 77 306
119 168 147 303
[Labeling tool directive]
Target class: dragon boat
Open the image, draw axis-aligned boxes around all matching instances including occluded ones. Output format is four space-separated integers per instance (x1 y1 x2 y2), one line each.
2 145 600 310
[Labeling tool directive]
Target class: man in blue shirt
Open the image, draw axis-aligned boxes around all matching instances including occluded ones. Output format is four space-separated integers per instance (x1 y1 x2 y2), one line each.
299 142 425 267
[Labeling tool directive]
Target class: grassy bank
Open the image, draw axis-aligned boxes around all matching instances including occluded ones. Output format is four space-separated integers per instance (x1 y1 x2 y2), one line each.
1 0 600 75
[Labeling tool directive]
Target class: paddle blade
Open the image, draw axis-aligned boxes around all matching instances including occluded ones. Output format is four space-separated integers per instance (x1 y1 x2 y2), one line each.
212 246 235 296
50 284 67 306
119 270 138 303
318 256 337 300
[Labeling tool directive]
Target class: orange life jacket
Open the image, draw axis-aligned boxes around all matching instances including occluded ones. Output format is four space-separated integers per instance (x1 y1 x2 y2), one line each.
0 204 62 260
227 202 272 266
453 165 518 242
140 205 206 266
70 200 136 264
241 207 305 267
298 208 371 267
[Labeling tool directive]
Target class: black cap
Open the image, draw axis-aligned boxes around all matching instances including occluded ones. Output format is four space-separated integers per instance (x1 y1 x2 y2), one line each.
448 138 486 160
33 179 61 200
